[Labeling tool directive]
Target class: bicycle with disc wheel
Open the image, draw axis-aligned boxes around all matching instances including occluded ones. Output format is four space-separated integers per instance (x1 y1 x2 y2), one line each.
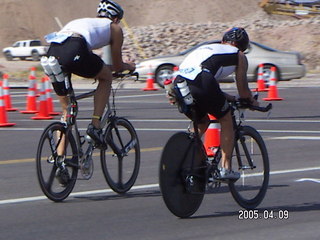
159 95 272 218
36 71 140 202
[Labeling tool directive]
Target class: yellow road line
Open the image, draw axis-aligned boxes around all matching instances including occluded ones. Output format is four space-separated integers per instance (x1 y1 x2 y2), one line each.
122 18 147 59
0 147 163 165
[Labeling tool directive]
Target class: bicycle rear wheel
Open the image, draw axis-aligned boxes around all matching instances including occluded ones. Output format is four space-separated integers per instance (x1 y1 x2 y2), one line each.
36 122 78 202
159 132 207 218
101 117 140 194
229 126 269 209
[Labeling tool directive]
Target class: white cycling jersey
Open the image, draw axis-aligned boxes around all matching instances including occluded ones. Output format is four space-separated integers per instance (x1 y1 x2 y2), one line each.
179 43 239 81
60 18 112 50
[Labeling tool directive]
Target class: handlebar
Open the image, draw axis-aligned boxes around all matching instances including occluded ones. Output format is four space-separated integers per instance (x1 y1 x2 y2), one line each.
112 71 139 80
231 98 272 113
75 71 139 101
249 103 272 112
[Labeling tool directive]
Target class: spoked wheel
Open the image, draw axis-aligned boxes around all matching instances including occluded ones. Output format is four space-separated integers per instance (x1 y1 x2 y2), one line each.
159 132 207 218
36 122 78 202
101 117 140 194
229 126 269 209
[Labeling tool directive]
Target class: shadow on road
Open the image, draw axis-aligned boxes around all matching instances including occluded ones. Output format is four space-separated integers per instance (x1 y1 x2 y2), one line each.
72 189 162 202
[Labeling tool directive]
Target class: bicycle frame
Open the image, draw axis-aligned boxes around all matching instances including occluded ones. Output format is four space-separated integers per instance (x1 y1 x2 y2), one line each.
231 107 256 171
159 97 272 217
190 100 272 188
36 71 141 202
58 72 137 178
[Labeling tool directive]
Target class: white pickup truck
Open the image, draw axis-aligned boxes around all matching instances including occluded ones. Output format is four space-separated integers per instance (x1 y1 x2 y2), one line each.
2 40 48 61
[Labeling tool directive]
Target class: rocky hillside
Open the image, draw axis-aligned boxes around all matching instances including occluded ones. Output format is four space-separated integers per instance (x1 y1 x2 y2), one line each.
122 12 320 71
0 0 319 71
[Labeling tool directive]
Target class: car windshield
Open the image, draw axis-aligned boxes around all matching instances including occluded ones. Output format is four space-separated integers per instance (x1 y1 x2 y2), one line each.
30 41 41 46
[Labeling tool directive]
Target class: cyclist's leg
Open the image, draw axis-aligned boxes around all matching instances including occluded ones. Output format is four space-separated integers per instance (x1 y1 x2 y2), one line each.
218 110 234 170
185 113 209 137
92 64 112 128
55 95 68 156
196 71 238 178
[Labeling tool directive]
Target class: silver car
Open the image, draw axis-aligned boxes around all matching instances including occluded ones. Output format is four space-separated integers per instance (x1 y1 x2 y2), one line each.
136 40 306 88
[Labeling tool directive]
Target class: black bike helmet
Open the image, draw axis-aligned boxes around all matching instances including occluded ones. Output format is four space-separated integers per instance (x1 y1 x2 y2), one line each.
222 27 249 52
97 0 124 20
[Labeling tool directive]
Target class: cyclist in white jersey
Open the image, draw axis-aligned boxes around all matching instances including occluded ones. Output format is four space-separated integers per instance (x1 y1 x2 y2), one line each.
172 27 258 180
46 0 135 145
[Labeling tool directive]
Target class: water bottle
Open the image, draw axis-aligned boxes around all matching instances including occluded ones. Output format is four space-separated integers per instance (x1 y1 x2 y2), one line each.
40 56 56 83
176 78 193 105
48 56 64 82
48 56 69 96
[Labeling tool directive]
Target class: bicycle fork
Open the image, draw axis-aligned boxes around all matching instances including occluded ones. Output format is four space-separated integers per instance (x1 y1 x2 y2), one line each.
79 135 95 180
235 134 256 170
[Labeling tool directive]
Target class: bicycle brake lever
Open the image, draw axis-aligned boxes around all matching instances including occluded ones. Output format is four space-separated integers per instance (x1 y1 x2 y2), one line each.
250 103 272 112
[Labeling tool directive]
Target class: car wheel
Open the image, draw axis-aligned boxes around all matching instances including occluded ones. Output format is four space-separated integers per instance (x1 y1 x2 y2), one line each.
261 64 280 83
32 51 40 61
4 51 13 61
155 65 174 88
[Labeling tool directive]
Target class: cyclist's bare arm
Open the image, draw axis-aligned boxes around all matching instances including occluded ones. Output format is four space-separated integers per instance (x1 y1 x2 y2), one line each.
110 23 135 72
235 51 258 106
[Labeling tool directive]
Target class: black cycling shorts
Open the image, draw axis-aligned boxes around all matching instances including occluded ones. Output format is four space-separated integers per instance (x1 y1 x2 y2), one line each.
47 37 104 78
176 71 230 120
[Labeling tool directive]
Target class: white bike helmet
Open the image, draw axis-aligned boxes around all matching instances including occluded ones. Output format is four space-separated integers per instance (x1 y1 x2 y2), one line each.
97 0 124 19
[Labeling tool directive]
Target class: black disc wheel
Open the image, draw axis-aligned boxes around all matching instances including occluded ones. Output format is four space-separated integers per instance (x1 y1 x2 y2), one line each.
159 132 207 218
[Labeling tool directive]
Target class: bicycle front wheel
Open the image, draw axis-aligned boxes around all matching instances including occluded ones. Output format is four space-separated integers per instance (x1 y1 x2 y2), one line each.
36 122 78 202
229 126 269 209
159 132 206 218
101 117 140 194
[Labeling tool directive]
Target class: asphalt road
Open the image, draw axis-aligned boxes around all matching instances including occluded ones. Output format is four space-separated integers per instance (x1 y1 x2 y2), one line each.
0 77 320 240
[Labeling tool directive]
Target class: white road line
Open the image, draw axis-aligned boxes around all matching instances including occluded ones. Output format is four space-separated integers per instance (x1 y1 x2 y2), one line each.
270 166 320 175
272 136 320 140
9 118 320 123
260 130 320 134
1 127 320 135
0 183 159 205
295 178 320 184
1 168 320 205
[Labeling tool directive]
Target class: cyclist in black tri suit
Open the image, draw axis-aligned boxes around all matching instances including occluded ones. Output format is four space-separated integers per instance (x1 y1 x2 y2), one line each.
171 27 258 180
46 0 135 145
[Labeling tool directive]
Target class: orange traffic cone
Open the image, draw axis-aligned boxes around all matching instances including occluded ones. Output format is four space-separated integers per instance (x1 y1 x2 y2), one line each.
203 114 220 156
32 77 53 120
256 64 268 92
30 66 36 78
20 75 38 114
263 66 283 101
142 66 158 91
2 74 18 111
29 67 40 96
0 81 16 127
44 76 60 115
171 66 179 82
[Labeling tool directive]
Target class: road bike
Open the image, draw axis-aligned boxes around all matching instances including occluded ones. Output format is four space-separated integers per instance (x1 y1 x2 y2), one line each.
36 72 140 202
159 96 272 218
